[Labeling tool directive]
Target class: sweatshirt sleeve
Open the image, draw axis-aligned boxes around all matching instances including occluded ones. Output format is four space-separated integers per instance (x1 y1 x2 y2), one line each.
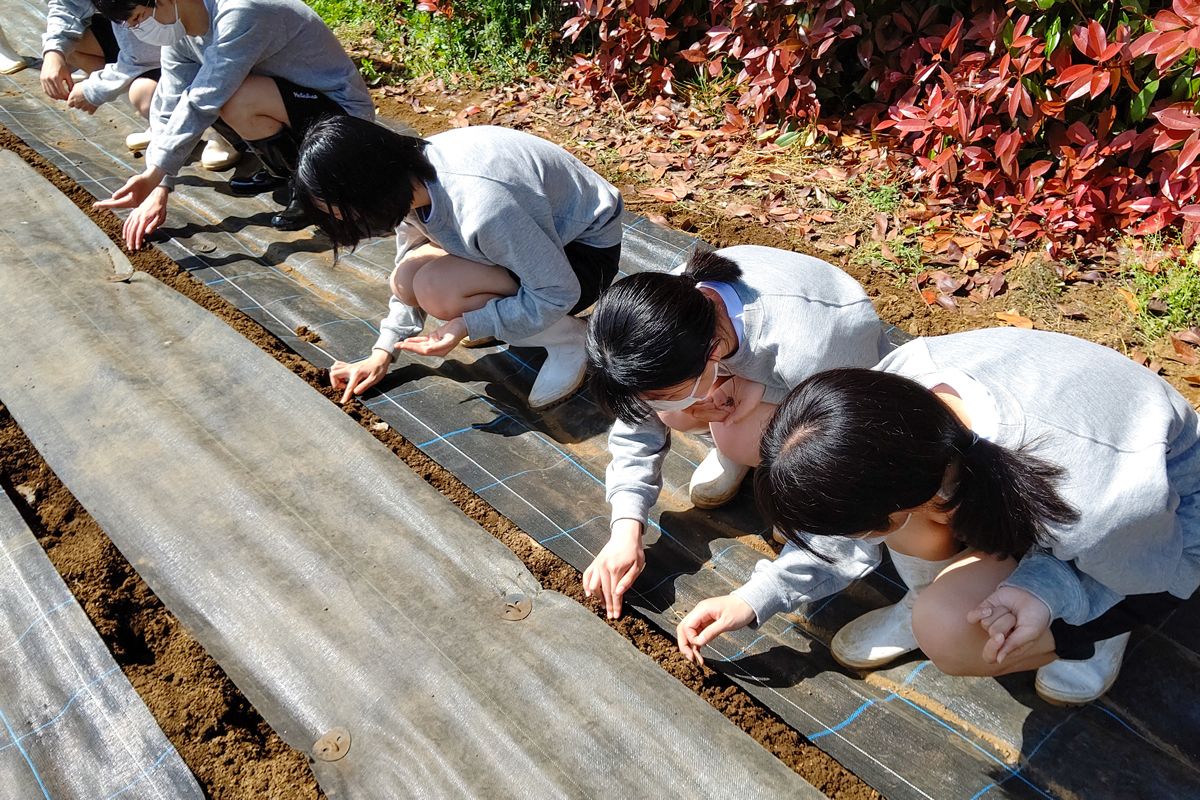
1000 549 1124 625
145 7 269 177
371 224 431 353
732 536 882 626
80 26 160 107
80 53 146 107
606 416 670 527
42 0 91 55
460 210 580 343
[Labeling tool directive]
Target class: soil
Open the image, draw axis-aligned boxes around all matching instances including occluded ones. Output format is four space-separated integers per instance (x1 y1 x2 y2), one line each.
0 125 879 799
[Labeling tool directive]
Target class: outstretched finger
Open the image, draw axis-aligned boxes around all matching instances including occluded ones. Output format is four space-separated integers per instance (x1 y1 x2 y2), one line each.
676 619 703 665
581 564 597 599
340 370 363 404
599 568 616 619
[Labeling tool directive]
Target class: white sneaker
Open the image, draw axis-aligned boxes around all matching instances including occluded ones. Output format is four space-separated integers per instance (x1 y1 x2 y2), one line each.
512 316 587 409
831 549 960 669
1035 632 1130 705
125 130 151 153
689 448 749 509
0 28 27 74
199 135 240 170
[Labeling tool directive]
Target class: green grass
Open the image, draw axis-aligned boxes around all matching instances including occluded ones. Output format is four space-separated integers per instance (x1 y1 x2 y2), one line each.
309 0 564 84
849 172 903 213
852 238 923 284
1126 247 1200 339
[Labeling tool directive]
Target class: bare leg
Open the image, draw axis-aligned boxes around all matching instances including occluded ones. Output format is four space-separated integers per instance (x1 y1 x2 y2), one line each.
407 252 519 320
66 28 106 74
219 74 289 140
127 75 157 119
389 244 448 308
709 399 778 467
912 554 1057 677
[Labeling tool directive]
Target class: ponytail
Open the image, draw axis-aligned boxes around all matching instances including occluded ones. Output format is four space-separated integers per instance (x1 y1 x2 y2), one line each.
757 369 1078 558
683 250 743 283
586 249 741 423
945 437 1078 558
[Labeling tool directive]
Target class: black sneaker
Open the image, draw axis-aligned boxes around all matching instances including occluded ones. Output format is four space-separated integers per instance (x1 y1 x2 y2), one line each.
229 169 286 197
271 191 310 231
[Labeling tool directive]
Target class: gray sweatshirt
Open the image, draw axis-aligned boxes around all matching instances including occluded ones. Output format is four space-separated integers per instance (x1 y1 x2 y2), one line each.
735 328 1200 628
607 245 892 527
146 0 373 178
42 0 162 107
372 126 624 352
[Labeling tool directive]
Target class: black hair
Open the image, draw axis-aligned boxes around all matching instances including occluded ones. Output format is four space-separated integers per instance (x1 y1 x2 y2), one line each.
755 368 1079 560
95 0 151 22
293 116 437 254
586 250 743 423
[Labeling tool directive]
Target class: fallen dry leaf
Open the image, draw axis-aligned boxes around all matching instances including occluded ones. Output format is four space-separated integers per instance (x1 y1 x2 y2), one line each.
995 311 1035 329
1116 287 1140 313
1170 335 1200 365
640 187 679 203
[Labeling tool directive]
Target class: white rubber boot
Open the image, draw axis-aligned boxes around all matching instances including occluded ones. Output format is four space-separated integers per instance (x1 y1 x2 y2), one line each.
689 448 750 509
513 315 587 409
0 27 28 74
200 135 241 170
831 549 960 669
1035 632 1130 705
125 130 151 153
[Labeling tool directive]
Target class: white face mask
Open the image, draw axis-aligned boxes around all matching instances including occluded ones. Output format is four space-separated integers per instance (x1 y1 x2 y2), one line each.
644 360 716 413
129 4 187 46
854 512 912 544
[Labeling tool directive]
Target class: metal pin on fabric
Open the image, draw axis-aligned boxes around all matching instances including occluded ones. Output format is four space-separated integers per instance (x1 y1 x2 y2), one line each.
313 727 352 762
500 592 532 621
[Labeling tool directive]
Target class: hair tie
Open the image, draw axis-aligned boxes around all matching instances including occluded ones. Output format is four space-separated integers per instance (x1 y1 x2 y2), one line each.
963 431 980 450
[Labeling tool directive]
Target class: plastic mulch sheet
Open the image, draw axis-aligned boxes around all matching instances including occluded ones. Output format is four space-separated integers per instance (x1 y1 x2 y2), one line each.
2 4 1198 795
0 149 818 798
0 491 203 800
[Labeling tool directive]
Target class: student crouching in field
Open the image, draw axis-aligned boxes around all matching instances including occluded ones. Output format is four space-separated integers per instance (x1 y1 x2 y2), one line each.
583 245 893 618
678 329 1200 704
93 0 373 244
292 118 625 411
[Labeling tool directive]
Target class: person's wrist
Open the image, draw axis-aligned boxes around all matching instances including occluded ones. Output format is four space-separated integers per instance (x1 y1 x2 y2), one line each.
371 346 395 364
610 518 643 544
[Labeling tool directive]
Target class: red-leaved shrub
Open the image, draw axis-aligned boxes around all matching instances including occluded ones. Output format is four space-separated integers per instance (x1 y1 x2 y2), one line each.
560 0 1200 253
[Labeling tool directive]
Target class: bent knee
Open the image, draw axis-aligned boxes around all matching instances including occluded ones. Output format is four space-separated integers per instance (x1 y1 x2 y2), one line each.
389 265 420 307
410 265 459 320
912 576 990 676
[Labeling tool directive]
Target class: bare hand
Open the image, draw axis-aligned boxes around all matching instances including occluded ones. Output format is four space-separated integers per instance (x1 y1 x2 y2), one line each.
582 519 644 619
66 83 98 114
683 395 733 424
676 595 755 666
94 168 166 212
118 187 169 251
721 377 766 425
329 349 392 404
967 585 1051 665
40 51 72 100
394 317 467 358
